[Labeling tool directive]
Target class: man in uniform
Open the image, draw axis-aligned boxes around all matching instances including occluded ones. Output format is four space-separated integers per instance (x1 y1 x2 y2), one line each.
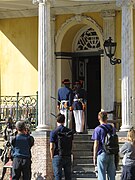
72 80 87 133
57 79 73 128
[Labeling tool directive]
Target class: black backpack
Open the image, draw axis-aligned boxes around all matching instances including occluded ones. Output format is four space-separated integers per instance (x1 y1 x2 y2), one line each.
100 125 119 155
57 127 73 157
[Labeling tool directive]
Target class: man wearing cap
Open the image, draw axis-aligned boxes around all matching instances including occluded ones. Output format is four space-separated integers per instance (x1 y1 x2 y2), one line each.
57 79 73 128
72 80 87 133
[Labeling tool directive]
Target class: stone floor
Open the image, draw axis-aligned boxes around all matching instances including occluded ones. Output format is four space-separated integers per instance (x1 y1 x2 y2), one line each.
0 160 11 180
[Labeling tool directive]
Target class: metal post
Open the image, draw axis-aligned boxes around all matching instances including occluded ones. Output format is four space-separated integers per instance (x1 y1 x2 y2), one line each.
16 92 19 121
0 96 1 121
35 91 38 127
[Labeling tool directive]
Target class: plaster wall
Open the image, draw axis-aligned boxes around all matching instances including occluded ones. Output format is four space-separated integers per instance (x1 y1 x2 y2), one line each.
115 11 121 102
0 17 38 96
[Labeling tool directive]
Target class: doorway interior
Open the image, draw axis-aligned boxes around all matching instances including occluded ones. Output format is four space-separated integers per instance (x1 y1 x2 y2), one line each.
72 55 101 129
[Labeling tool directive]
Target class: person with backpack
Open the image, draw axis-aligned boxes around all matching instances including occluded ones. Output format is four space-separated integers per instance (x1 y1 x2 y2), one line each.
11 121 34 180
50 113 74 180
120 127 135 180
92 111 117 180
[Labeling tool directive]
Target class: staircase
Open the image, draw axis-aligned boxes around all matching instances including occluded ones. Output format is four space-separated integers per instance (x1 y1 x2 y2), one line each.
72 132 124 180
72 134 95 179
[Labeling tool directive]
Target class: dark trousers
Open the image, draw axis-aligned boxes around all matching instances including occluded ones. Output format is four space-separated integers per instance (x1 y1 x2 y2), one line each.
52 156 71 180
12 157 31 180
121 165 135 180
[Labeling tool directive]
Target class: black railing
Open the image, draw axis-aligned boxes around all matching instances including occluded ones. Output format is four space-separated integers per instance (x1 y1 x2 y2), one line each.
0 92 38 130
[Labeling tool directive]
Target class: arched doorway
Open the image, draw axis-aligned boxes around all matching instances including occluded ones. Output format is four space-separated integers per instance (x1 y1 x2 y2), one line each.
72 27 102 129
55 15 104 129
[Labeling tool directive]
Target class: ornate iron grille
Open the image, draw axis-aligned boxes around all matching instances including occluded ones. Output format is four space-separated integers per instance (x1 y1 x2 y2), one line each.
76 28 100 51
0 92 38 130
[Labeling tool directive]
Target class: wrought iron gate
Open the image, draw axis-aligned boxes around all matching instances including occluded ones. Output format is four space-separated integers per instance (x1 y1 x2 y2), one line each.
0 92 38 129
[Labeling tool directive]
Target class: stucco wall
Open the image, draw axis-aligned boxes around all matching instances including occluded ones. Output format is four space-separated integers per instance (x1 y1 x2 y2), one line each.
115 11 121 102
0 17 38 96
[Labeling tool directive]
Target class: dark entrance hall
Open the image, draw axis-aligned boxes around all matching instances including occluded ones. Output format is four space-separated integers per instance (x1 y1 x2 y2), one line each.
72 55 101 129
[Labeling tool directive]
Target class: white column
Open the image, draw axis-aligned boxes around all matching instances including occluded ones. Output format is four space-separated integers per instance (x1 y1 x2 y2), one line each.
101 10 116 119
117 0 135 131
33 0 51 131
50 16 57 128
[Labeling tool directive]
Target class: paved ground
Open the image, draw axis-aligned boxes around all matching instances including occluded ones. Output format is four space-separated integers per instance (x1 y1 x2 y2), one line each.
0 160 11 179
0 136 11 180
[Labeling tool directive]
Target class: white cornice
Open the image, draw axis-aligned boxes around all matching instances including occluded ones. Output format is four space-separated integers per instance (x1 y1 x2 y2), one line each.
116 0 135 7
0 0 118 19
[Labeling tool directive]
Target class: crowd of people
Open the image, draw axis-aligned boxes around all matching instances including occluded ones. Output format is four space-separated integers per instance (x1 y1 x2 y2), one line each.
0 79 135 180
0 117 34 180
52 78 135 180
50 110 135 180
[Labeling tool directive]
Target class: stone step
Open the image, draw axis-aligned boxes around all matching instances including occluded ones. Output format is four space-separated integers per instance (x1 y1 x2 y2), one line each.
72 163 94 172
74 134 92 141
73 150 92 157
72 132 126 179
72 171 97 179
73 157 123 167
72 165 122 177
73 156 93 165
73 141 93 150
71 173 122 180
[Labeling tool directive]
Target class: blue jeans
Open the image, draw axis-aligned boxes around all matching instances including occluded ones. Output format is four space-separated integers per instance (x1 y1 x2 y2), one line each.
97 152 116 180
52 155 71 180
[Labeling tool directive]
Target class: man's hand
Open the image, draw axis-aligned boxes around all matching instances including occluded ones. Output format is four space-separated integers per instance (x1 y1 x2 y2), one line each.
69 106 73 111
82 104 86 111
57 105 60 110
93 156 97 166
50 142 54 159
93 140 99 166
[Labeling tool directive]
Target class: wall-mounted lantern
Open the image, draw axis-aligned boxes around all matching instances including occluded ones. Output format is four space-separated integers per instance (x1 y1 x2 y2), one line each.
103 37 121 65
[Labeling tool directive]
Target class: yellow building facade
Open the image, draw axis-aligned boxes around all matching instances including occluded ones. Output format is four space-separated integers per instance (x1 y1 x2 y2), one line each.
0 17 38 96
1 0 135 179
0 10 122 129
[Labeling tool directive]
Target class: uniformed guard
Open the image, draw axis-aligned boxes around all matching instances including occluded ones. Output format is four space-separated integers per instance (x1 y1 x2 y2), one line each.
72 80 87 133
57 79 73 128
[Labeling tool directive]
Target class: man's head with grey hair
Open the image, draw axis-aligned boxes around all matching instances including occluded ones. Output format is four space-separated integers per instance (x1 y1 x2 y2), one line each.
16 121 26 131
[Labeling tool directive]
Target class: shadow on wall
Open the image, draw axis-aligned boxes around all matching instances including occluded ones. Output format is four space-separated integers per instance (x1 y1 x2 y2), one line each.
1 17 38 70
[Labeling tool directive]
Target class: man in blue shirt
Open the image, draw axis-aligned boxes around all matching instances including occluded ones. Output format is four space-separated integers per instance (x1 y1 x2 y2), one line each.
57 79 73 128
11 121 34 180
72 80 87 133
50 113 73 180
92 111 116 180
